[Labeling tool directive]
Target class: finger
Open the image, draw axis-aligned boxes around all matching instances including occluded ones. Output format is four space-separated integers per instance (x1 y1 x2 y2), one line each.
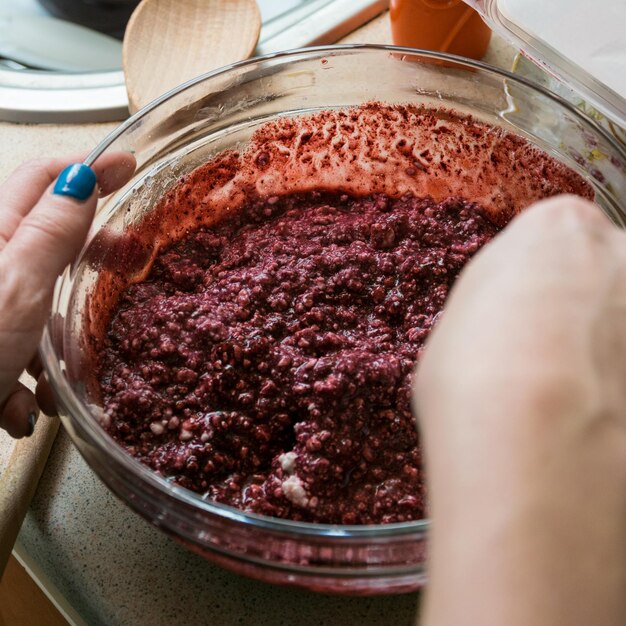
0 382 38 438
508 194 611 239
36 372 58 418
3 163 99 296
0 165 98 397
413 194 617 432
27 353 43 380
0 152 136 247
93 151 137 198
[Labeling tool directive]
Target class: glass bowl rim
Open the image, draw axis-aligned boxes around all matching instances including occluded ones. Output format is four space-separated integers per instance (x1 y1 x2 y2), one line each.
42 44 625 541
84 43 626 167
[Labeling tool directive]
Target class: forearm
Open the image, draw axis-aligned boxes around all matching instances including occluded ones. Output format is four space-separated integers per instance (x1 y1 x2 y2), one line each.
415 197 626 626
422 403 626 626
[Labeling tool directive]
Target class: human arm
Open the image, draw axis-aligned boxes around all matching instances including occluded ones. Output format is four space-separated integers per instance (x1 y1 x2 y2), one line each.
415 196 626 626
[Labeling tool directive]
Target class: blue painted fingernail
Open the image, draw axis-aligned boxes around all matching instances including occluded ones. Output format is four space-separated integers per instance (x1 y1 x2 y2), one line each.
26 411 38 437
53 163 96 201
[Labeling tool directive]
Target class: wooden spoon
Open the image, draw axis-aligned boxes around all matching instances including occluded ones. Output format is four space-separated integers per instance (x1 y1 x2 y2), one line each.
0 416 59 579
123 0 261 113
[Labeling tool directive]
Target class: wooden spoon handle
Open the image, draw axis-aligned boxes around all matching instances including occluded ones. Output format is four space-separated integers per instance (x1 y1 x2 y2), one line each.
0 416 59 579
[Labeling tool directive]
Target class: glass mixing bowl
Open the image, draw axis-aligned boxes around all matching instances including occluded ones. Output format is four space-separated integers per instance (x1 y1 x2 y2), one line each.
41 45 625 595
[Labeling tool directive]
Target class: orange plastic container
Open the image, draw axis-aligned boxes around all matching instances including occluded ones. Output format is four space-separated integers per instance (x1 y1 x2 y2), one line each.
390 0 492 60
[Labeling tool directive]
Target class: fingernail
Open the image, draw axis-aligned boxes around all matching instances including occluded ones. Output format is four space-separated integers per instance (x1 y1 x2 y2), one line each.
26 411 38 437
53 163 96 201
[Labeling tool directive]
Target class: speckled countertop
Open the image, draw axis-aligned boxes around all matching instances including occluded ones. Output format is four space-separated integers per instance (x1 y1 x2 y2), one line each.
0 13 516 626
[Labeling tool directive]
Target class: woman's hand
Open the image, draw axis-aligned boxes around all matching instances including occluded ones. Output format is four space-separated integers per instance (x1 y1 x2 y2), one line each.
0 153 135 438
415 195 626 626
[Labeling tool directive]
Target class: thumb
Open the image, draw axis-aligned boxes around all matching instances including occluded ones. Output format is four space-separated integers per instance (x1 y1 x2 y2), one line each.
0 163 97 402
4 163 97 298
